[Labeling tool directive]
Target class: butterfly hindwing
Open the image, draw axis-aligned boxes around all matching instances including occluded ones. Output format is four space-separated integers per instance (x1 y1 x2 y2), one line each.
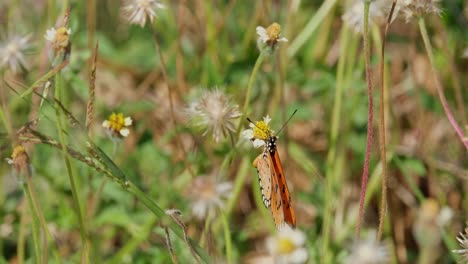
253 154 272 208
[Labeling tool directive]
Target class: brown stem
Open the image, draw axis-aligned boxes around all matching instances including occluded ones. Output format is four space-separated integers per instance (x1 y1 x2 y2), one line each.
377 0 397 241
356 0 373 238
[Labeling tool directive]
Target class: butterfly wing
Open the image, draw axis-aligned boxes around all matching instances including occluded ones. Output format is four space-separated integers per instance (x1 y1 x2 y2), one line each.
269 150 296 228
253 154 273 208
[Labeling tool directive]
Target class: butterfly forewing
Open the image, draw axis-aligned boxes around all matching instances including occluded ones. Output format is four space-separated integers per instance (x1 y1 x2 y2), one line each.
253 154 273 208
270 149 296 228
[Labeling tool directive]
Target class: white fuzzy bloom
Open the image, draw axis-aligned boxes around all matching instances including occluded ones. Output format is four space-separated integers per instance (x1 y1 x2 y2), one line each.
342 0 386 34
453 228 468 262
187 89 241 143
190 177 232 220
345 235 389 264
392 0 442 22
121 0 165 27
0 34 32 73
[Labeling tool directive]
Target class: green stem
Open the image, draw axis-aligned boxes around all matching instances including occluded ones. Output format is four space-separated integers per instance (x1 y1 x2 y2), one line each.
235 52 265 139
54 73 89 262
22 183 41 264
106 216 158 264
221 213 232 264
322 25 349 264
125 181 210 262
25 167 63 264
18 200 26 264
418 18 467 149
287 0 338 58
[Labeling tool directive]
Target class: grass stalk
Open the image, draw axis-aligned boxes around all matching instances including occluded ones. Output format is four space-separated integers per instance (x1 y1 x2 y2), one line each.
322 25 349 263
221 213 233 264
17 200 26 264
54 73 90 262
235 51 265 139
125 181 210 262
376 0 397 241
356 0 374 238
287 0 338 58
418 18 468 149
149 26 195 177
22 183 41 264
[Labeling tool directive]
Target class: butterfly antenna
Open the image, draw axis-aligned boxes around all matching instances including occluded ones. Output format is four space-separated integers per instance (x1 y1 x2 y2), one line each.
246 117 271 135
276 109 298 136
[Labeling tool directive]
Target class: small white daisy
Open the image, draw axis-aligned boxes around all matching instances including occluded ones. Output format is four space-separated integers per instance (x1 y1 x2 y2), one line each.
44 27 71 52
242 115 273 148
256 22 288 52
102 112 133 139
121 0 165 27
266 225 308 264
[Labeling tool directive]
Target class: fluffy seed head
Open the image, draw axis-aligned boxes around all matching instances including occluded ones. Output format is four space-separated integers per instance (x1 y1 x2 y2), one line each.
187 89 241 143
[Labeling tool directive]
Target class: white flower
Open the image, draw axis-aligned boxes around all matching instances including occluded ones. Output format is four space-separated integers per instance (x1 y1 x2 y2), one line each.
0 33 32 73
190 177 232 220
187 89 241 143
242 115 273 148
44 27 71 52
453 228 468 262
102 112 133 138
342 0 386 34
266 225 308 264
345 234 389 264
256 23 288 52
121 0 165 27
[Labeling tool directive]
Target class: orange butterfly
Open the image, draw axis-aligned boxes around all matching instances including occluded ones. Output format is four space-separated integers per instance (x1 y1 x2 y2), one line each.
245 111 297 229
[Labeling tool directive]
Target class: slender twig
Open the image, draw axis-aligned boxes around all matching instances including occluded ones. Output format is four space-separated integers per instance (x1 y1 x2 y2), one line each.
164 227 178 264
322 25 349 263
418 18 468 149
377 0 397 241
149 26 195 177
356 0 374 238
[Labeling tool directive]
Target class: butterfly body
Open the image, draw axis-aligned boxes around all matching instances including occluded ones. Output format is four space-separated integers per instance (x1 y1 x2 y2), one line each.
253 136 296 229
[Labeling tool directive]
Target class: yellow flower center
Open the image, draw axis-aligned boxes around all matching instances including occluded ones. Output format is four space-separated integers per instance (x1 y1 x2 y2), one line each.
55 27 70 47
277 237 296 254
253 120 271 140
107 113 126 132
12 145 26 159
266 22 282 41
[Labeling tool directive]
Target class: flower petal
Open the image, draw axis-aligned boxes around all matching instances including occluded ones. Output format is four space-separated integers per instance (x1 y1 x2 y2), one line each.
102 120 110 128
242 129 254 140
120 128 130 137
124 117 133 126
253 138 265 148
